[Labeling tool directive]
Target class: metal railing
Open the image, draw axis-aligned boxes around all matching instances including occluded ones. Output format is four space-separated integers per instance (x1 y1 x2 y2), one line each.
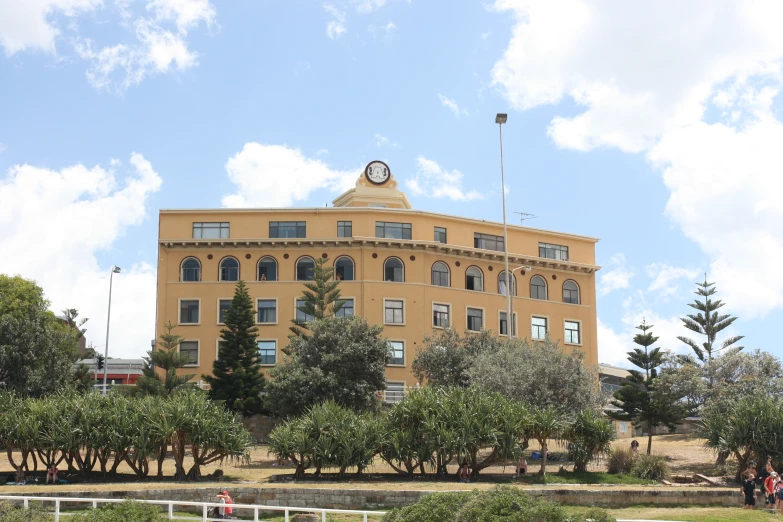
0 495 387 521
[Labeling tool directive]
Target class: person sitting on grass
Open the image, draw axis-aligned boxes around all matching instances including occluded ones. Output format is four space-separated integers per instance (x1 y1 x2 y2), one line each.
458 461 471 484
742 473 756 510
46 464 58 485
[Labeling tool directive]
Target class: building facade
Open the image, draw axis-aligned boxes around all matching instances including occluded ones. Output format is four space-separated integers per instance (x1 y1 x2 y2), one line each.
156 162 600 395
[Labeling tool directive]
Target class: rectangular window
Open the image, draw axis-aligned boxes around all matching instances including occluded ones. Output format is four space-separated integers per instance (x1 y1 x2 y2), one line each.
179 341 199 366
296 299 314 323
376 221 412 240
218 299 231 324
433 303 450 328
336 298 354 317
434 226 447 244
257 299 277 323
499 311 517 336
474 233 504 252
565 320 581 344
384 382 405 403
385 300 404 324
388 341 405 366
337 221 352 237
193 222 229 239
539 242 569 261
258 340 276 365
269 221 306 238
467 308 483 332
532 316 548 340
179 300 199 324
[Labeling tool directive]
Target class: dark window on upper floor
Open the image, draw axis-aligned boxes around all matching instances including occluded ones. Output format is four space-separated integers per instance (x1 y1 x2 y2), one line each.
474 233 504 252
337 221 352 237
181 257 201 282
219 257 239 281
335 257 354 281
270 221 306 238
539 242 569 261
434 227 447 244
193 222 229 239
296 257 315 281
257 256 277 281
376 222 412 240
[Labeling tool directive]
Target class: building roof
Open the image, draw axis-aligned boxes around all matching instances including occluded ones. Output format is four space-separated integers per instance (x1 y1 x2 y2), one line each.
598 363 631 378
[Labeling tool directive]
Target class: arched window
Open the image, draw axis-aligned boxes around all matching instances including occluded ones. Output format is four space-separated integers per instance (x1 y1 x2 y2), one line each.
181 257 201 282
563 280 580 304
334 256 355 281
530 275 547 300
497 271 517 296
296 256 315 281
432 261 450 287
384 257 404 282
466 266 483 291
219 257 239 281
257 256 277 281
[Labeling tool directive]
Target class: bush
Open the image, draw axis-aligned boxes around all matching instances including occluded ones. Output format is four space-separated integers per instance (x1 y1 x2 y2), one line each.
631 454 670 481
382 492 473 522
607 447 634 474
0 501 52 522
382 487 615 522
72 501 165 521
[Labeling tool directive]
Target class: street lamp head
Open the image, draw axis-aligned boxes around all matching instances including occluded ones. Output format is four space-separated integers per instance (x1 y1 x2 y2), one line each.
112 266 121 274
495 113 508 124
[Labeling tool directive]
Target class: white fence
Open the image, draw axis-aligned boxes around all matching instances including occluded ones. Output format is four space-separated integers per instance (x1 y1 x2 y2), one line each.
0 495 387 521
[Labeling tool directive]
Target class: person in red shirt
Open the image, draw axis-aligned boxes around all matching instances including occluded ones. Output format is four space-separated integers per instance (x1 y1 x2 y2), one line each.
764 472 778 511
211 490 233 519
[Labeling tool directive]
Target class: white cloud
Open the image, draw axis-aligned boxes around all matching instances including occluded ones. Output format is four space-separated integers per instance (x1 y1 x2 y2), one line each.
354 0 388 13
599 253 633 296
146 0 216 33
405 156 482 202
438 93 469 117
222 143 360 208
646 263 700 297
492 1 783 318
374 133 399 148
324 4 347 39
0 0 101 56
0 153 162 359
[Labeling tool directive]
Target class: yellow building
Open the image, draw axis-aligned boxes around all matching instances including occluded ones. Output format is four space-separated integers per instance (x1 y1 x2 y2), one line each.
156 161 600 397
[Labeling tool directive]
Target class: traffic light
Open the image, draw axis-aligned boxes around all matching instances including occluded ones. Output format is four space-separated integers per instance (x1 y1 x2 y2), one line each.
96 354 105 371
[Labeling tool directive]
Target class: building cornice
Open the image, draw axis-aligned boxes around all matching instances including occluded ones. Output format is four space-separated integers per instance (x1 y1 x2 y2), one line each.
159 207 599 243
158 236 601 273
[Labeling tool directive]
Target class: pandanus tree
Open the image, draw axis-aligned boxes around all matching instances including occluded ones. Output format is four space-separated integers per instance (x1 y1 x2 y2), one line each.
566 409 615 473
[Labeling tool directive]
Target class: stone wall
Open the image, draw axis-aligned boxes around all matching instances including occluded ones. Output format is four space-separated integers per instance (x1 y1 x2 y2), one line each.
3 485 743 510
241 415 280 443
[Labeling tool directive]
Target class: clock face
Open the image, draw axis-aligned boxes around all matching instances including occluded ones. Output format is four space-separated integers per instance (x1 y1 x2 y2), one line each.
365 161 390 185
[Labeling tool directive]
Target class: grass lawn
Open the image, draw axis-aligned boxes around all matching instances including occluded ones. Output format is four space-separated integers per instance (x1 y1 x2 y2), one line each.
569 505 781 522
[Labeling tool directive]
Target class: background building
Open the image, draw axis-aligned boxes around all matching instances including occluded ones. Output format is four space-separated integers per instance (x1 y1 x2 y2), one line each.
156 162 600 396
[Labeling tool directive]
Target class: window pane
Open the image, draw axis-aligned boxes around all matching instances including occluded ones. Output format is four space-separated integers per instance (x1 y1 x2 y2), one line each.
532 316 547 340
565 321 580 344
296 258 315 280
434 227 447 244
335 258 354 280
388 341 404 365
337 221 352 238
182 258 201 282
376 222 412 240
258 341 276 365
257 300 277 323
467 308 483 331
193 222 229 239
257 258 277 281
220 258 239 281
180 341 198 365
385 300 403 323
336 299 354 317
218 300 231 324
270 221 306 238
296 299 314 322
433 304 450 328
180 300 199 323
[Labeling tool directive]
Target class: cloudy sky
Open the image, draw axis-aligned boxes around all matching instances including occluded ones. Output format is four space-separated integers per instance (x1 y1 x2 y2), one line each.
1 0 781 365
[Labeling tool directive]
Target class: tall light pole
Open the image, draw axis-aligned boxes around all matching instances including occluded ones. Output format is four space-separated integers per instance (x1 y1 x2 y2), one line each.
103 265 121 394
496 113 512 338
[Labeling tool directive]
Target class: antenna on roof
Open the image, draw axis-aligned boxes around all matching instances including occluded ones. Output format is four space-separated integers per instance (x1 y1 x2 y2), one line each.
513 212 538 225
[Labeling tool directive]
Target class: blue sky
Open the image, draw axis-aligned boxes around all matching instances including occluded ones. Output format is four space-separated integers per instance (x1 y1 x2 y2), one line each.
1 0 782 364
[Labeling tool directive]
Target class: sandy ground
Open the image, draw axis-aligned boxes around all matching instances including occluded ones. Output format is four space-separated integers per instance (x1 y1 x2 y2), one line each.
0 434 730 495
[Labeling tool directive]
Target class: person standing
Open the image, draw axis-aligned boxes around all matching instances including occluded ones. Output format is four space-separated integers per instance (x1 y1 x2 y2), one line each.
764 472 778 512
630 440 639 457
743 473 756 510
776 477 783 515
514 455 527 478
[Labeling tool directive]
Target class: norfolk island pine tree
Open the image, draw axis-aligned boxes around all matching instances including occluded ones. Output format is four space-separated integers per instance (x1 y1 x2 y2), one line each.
289 256 344 338
204 280 266 416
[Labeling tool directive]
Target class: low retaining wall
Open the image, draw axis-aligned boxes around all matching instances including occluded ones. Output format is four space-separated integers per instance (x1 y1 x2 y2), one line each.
1 485 741 509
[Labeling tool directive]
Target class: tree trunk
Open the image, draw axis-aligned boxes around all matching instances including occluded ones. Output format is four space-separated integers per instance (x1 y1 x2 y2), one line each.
156 443 167 478
538 440 548 476
646 420 652 455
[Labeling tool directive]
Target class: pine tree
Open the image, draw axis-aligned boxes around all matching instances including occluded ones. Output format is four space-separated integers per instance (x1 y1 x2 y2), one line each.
204 280 266 416
289 257 344 338
677 275 743 363
131 322 195 396
609 321 688 455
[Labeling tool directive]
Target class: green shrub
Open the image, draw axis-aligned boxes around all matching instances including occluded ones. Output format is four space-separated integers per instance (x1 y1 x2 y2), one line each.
0 501 53 522
383 487 615 522
382 492 473 522
72 501 165 522
607 447 634 474
631 454 670 481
